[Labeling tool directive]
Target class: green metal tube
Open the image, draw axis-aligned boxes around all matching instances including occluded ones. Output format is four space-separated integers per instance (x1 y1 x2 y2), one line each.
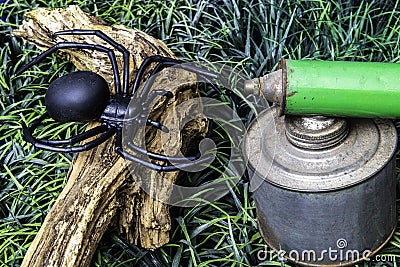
244 60 400 118
283 60 400 118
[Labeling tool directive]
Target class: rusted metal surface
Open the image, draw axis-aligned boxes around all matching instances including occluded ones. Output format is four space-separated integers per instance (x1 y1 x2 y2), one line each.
244 107 397 266
261 69 283 104
284 116 349 150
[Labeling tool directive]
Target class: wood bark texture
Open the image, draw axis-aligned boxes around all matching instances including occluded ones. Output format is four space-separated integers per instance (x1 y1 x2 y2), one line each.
13 5 207 267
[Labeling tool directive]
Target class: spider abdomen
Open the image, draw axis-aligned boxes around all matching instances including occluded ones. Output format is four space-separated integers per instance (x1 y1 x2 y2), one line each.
45 71 110 122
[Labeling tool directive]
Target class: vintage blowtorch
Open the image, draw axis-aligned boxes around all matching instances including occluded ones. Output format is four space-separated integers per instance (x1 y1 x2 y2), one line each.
243 59 400 266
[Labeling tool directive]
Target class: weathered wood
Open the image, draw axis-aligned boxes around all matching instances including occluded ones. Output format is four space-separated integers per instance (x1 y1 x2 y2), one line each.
13 5 207 267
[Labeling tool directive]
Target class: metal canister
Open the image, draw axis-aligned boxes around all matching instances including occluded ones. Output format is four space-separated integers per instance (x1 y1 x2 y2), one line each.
244 107 397 266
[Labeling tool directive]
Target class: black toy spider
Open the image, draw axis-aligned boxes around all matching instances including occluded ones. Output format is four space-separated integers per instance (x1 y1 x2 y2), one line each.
15 29 220 172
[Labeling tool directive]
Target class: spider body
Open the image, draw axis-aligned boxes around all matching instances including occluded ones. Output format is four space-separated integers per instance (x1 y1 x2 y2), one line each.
46 71 109 122
100 94 131 127
15 29 215 171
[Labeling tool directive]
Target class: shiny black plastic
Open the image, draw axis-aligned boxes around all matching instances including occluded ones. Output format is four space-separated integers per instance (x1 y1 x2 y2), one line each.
45 71 109 122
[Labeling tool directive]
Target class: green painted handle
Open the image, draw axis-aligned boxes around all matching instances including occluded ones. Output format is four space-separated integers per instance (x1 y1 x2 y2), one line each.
285 60 400 118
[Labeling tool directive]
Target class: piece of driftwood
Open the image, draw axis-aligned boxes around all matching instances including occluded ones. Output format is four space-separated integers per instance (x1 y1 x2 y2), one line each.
13 5 207 267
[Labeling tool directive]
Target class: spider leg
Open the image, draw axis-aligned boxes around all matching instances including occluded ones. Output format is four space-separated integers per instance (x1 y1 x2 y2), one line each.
142 89 173 132
132 55 182 96
22 114 116 153
14 42 123 94
126 89 172 132
137 61 180 100
136 56 224 100
132 55 222 97
132 55 239 112
55 30 130 96
148 60 179 77
139 63 231 119
23 114 110 145
146 119 168 133
123 132 199 162
175 65 240 108
115 129 211 172
142 89 173 107
147 60 219 81
123 88 208 162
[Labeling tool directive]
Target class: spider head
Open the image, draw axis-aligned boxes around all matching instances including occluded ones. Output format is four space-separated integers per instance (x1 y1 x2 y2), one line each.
45 71 110 122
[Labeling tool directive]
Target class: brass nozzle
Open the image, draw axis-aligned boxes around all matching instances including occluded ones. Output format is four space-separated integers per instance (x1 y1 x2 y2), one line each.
244 69 283 103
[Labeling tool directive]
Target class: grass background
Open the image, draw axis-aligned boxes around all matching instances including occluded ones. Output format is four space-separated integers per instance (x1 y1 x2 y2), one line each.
1 0 400 266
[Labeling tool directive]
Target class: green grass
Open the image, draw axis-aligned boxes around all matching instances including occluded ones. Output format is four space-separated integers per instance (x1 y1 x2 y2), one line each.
1 0 400 266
